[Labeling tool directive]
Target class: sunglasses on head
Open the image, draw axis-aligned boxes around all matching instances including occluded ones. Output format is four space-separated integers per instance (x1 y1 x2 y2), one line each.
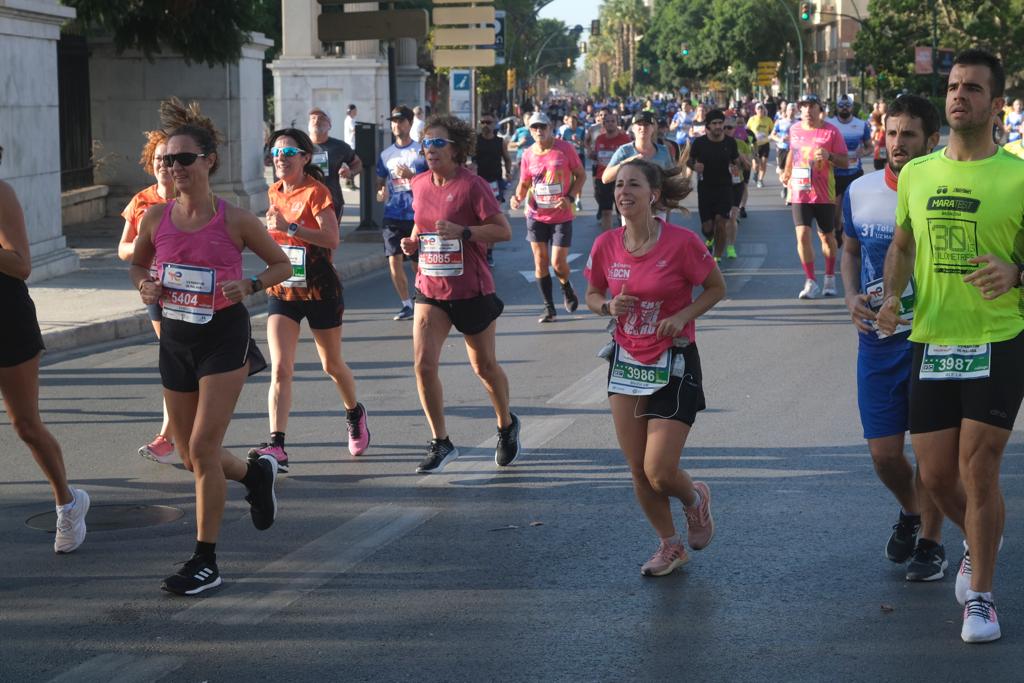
160 152 211 167
422 137 454 149
271 146 303 158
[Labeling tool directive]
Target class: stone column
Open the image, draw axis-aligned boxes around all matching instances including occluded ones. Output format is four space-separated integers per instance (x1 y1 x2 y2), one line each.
0 0 80 282
395 38 427 109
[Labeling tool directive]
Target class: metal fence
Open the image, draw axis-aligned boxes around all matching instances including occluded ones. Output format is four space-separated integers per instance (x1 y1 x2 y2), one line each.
57 33 94 191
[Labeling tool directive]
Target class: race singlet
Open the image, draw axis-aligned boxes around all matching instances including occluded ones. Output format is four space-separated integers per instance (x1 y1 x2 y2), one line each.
608 346 672 396
418 233 464 277
281 245 307 288
161 263 215 324
919 344 991 380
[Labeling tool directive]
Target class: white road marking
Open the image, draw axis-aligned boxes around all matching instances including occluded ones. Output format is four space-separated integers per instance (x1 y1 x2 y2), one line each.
518 252 582 283
417 416 574 487
546 364 607 406
175 504 435 625
719 241 768 294
48 654 184 683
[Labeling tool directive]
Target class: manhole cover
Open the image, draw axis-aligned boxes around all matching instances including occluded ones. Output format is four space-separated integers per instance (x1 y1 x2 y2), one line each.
26 504 185 532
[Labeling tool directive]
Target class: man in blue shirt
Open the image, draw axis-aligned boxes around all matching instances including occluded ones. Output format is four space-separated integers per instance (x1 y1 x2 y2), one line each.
826 95 872 242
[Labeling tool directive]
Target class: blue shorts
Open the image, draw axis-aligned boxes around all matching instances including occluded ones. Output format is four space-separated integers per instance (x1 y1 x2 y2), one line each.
856 335 912 439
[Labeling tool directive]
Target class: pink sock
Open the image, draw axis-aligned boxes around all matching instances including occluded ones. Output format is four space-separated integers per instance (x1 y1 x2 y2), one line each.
825 256 836 276
801 261 816 281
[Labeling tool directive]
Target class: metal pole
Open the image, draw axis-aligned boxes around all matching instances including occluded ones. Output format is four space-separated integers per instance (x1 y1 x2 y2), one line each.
931 0 938 96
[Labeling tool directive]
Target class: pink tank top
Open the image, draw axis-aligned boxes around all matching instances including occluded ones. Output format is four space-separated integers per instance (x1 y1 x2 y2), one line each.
154 199 242 312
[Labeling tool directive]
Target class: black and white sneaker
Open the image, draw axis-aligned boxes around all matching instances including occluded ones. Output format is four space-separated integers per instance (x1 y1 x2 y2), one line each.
416 438 459 473
161 555 222 596
884 511 920 563
905 540 947 581
561 280 579 313
538 306 557 323
245 454 278 531
495 413 521 467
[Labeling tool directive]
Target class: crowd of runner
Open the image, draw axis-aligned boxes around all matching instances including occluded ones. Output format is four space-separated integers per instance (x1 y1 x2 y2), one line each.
2 47 1022 646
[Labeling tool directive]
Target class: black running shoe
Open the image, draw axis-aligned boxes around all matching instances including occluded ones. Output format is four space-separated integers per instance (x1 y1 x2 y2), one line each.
495 413 521 467
739 207 748 219
161 555 222 596
906 541 948 582
561 281 579 313
885 511 920 563
538 306 557 323
416 438 459 473
244 454 278 530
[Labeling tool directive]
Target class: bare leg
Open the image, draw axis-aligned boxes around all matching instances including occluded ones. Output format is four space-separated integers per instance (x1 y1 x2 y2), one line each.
388 254 410 301
412 303 454 439
959 419 1010 593
462 321 511 428
913 428 967 532
311 325 358 410
265 314 301 433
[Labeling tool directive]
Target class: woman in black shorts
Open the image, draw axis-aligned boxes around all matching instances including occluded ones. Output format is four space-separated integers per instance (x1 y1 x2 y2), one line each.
0 149 89 553
130 100 292 595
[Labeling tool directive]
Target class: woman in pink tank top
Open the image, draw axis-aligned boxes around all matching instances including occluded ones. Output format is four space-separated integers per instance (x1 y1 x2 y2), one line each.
129 98 291 596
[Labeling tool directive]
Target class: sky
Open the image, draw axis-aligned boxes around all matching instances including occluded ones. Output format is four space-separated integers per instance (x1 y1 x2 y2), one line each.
537 0 600 67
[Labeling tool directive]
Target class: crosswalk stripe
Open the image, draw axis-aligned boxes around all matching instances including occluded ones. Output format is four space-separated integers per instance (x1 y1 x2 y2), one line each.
174 504 436 625
48 654 184 683
546 364 607 406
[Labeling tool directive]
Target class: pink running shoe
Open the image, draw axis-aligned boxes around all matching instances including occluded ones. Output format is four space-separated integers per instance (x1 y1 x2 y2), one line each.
685 481 715 550
248 444 289 473
641 539 689 577
138 435 176 464
346 403 370 456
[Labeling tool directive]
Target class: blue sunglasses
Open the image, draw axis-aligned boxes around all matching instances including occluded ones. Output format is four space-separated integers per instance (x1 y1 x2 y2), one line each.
422 137 454 149
272 146 304 158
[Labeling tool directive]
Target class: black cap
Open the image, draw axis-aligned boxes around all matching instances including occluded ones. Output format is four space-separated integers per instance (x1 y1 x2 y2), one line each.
388 106 414 122
634 110 657 124
706 109 726 123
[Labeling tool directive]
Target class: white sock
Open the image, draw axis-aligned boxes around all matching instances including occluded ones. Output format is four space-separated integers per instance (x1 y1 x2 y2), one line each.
685 490 702 509
402 299 413 309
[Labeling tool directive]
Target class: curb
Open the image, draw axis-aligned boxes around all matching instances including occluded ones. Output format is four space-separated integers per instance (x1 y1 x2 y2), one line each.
40 252 387 354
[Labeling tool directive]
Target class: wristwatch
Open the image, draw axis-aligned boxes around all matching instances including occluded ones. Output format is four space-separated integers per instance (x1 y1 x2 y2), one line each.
287 222 299 237
1016 263 1024 288
250 275 263 294
461 226 472 241
600 301 611 316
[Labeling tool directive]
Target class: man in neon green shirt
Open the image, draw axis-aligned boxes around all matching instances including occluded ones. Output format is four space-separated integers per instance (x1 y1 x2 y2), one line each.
879 49 1024 645
748 103 774 188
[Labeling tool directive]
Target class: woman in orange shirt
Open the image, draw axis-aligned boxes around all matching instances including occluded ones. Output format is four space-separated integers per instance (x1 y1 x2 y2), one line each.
119 130 176 464
248 128 370 471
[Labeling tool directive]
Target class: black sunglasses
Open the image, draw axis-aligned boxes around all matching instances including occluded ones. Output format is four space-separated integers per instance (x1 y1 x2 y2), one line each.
161 152 211 167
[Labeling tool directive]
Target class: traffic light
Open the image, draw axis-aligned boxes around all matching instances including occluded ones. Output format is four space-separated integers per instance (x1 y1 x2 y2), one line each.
591 19 600 37
506 68 516 90
799 2 813 21
680 42 690 57
580 41 587 54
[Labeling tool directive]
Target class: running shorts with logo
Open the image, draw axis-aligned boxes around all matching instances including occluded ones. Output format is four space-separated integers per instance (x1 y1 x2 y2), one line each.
1 273 45 368
160 303 267 392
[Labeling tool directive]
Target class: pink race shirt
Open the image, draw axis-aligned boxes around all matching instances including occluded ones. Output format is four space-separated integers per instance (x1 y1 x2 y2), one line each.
788 121 848 204
520 138 582 224
411 167 502 300
584 220 716 364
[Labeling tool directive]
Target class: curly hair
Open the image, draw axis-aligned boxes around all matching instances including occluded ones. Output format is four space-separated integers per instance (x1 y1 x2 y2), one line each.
159 97 224 174
423 114 475 165
138 129 169 175
620 158 692 212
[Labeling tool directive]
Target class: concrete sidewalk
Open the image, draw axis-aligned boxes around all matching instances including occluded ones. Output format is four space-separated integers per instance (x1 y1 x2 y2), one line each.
36 188 387 353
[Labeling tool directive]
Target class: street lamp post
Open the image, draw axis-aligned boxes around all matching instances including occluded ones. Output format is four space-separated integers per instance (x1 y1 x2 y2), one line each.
775 0 804 99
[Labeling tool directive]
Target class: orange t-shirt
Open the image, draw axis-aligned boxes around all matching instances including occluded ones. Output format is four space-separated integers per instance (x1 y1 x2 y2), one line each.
266 177 339 301
121 184 167 243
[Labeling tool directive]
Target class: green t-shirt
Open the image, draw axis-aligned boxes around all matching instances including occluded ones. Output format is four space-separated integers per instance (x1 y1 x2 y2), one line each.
895 147 1024 344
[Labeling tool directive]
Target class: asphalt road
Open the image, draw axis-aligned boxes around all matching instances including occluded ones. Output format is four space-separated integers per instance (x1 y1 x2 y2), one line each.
3 176 1023 682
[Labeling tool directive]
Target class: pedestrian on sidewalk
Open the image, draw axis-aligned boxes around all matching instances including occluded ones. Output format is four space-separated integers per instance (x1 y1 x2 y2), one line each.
118 129 177 464
248 127 370 471
131 98 292 595
0 153 89 554
343 104 358 190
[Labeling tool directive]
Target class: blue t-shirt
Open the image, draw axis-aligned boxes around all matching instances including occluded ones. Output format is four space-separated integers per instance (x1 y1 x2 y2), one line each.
1007 111 1024 142
772 118 793 150
842 170 912 348
376 141 427 220
557 124 586 154
607 142 674 172
511 127 534 161
672 111 694 144
826 116 872 176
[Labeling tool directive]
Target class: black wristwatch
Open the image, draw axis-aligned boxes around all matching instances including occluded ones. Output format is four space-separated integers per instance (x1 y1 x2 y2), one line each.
1016 263 1024 288
461 226 472 241
287 222 299 237
250 275 263 294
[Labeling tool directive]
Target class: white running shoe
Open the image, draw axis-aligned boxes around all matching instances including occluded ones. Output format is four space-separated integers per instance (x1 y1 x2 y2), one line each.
962 594 1001 643
798 279 820 300
54 488 89 553
822 274 837 296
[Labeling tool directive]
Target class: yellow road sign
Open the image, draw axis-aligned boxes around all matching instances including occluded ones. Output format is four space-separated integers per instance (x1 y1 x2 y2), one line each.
434 6 496 25
434 27 496 47
433 48 496 68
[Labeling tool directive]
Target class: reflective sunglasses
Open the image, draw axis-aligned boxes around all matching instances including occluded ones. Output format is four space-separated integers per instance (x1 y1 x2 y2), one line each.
160 152 211 167
422 137 454 149
271 146 303 158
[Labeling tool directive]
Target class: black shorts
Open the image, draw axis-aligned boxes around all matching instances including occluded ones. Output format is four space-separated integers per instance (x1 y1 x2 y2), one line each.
594 177 616 212
606 343 706 426
526 219 573 247
778 149 790 168
382 219 417 259
834 169 863 199
159 303 267 392
732 181 745 207
792 203 836 233
1 286 44 368
756 143 770 159
267 295 345 330
909 331 1024 433
698 185 733 224
415 292 503 336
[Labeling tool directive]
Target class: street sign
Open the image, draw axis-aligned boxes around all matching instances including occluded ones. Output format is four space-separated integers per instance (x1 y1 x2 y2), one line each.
915 46 934 75
434 6 495 25
493 9 506 65
433 48 496 68
450 69 473 123
434 27 495 46
318 10 428 42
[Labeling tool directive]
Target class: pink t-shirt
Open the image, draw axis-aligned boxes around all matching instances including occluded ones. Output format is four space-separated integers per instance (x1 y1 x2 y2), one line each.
584 219 716 364
411 167 502 300
788 121 848 204
520 138 582 224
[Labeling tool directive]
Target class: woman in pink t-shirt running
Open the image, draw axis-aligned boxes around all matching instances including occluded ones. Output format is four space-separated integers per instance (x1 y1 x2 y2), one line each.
584 159 726 578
